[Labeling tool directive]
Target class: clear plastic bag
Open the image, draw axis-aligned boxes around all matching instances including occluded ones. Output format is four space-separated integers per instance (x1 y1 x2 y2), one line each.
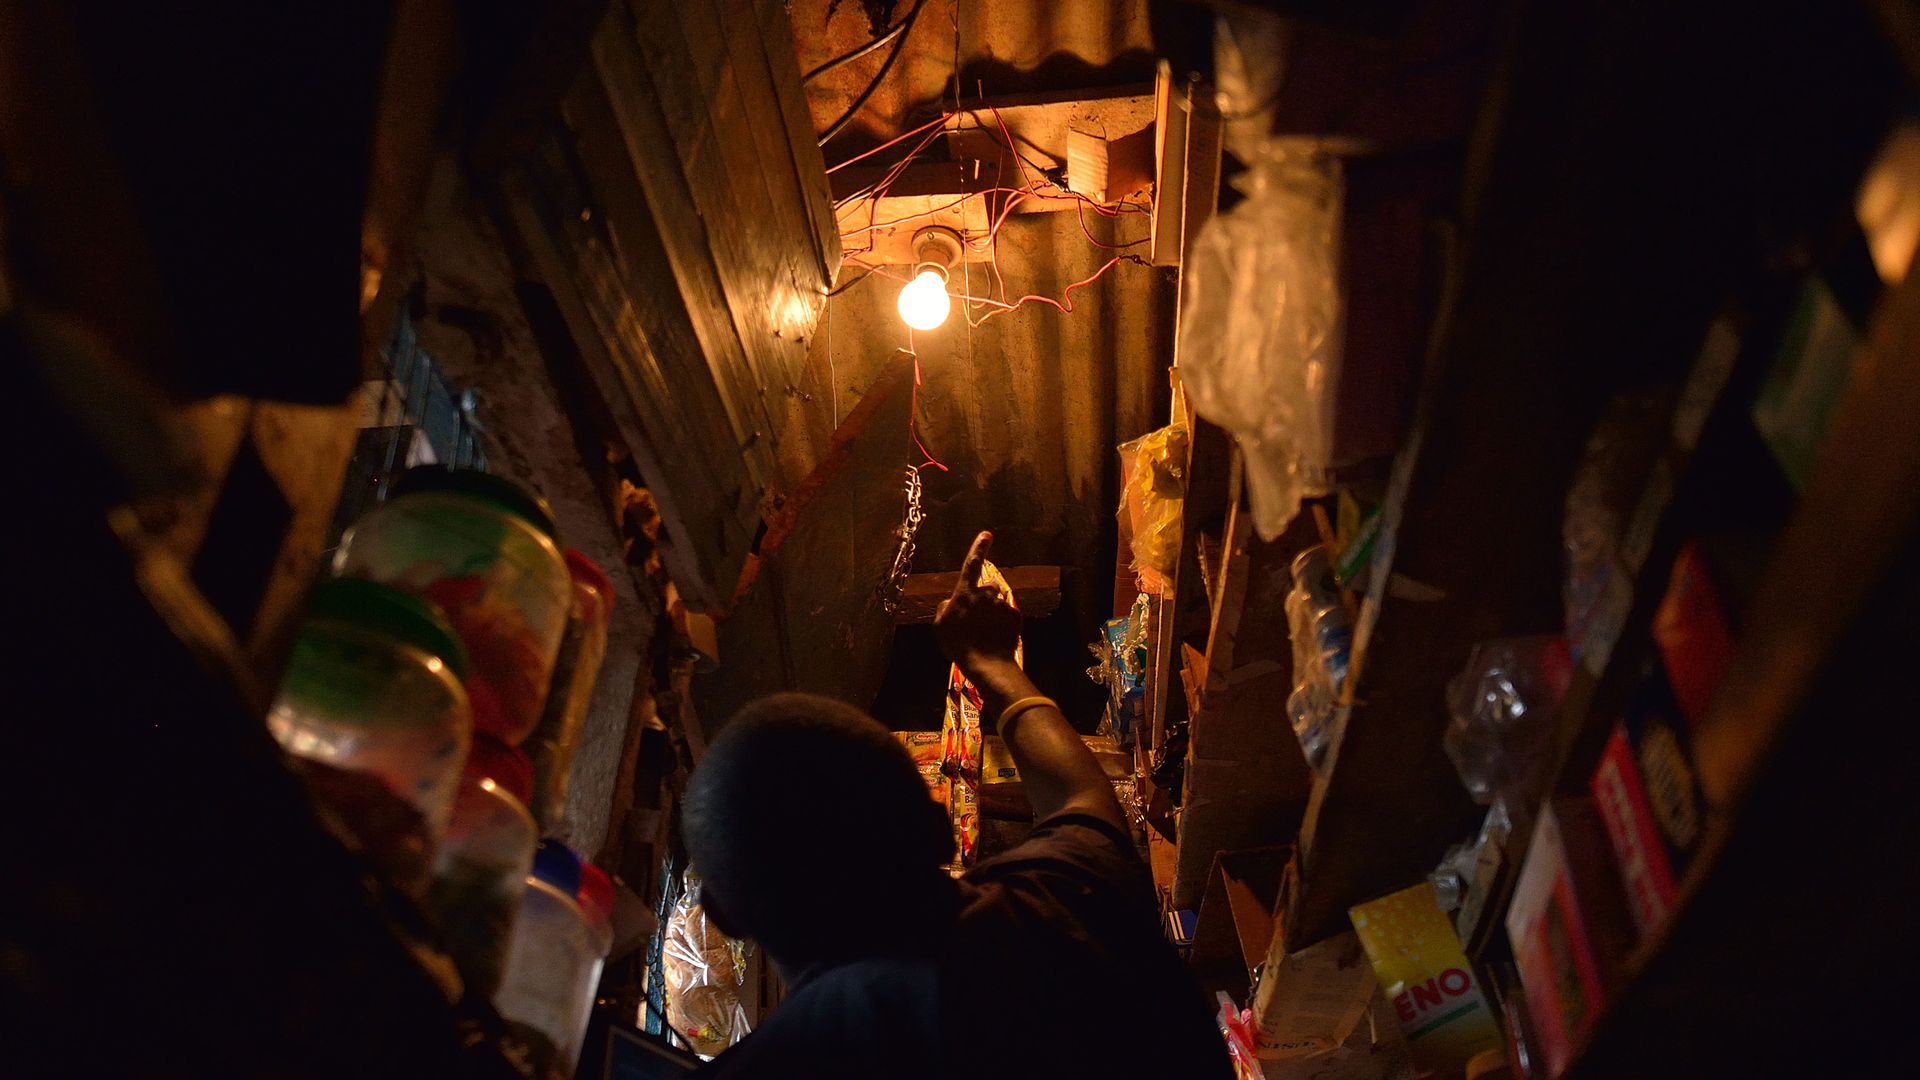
1442 637 1572 819
662 872 751 1058
1118 425 1189 595
1179 142 1344 541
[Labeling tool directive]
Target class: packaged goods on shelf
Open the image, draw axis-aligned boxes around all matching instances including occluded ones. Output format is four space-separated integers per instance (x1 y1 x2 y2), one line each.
1651 540 1736 727
1087 594 1150 748
1590 723 1677 938
1165 908 1198 962
661 872 752 1059
894 729 944 770
1284 545 1352 771
1118 424 1190 595
1350 881 1506 1076
1505 798 1635 1078
1562 395 1669 664
1753 277 1863 491
1626 665 1706 866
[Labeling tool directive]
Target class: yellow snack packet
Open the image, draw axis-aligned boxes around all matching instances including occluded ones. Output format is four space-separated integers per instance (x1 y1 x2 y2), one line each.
1349 882 1505 1076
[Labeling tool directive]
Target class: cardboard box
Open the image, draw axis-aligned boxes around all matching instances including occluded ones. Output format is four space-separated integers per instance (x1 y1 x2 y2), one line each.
1250 930 1378 1062
1505 798 1635 1078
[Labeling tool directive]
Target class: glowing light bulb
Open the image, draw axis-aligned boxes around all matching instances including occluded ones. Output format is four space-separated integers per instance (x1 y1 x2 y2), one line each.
896 269 951 331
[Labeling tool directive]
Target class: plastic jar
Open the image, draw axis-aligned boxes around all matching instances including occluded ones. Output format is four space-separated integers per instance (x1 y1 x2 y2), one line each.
495 843 602 1076
427 735 537 999
526 549 615 828
334 466 570 744
569 863 617 1059
269 577 472 839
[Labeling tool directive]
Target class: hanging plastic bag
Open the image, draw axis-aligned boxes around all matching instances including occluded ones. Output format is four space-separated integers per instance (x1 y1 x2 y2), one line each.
1179 142 1343 541
1118 425 1189 595
662 871 752 1057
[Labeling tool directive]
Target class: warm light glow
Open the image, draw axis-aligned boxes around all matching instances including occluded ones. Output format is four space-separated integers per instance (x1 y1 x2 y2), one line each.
896 269 951 330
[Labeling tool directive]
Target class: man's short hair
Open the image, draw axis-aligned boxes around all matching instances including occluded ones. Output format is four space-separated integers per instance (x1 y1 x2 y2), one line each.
682 693 954 964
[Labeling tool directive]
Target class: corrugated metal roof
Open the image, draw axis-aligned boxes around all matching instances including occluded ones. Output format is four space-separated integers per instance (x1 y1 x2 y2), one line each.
793 0 1161 154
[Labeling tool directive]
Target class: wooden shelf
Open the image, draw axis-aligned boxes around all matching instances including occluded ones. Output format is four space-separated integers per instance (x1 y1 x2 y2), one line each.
1560 183 1920 1080
1276 0 1903 953
1452 311 1747 955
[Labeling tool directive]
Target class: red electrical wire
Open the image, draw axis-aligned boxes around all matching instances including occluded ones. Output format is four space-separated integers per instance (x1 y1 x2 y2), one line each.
824 113 950 175
1072 198 1150 250
967 254 1136 326
905 349 948 472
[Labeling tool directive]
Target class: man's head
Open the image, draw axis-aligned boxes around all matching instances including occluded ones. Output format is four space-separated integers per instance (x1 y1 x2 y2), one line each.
682 693 956 968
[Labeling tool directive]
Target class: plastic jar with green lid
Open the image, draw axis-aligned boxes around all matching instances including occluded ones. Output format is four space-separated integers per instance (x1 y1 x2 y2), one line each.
269 577 472 837
334 466 571 744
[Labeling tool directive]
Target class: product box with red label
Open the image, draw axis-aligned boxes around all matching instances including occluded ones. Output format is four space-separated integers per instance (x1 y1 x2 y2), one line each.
1590 723 1678 937
1506 798 1635 1078
1651 540 1736 727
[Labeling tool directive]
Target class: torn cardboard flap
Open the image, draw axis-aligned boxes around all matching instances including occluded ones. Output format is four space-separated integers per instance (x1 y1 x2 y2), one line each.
1251 930 1379 1061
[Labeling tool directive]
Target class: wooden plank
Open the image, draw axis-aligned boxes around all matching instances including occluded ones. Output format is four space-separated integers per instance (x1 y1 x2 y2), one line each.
619 0 816 422
497 152 751 611
586 19 782 483
751 0 842 282
891 565 1063 623
694 363 919 735
943 87 1156 169
733 353 916 606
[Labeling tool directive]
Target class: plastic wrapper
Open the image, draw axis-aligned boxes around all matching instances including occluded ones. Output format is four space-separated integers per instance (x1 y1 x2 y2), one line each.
941 561 1020 866
1217 992 1269 1080
663 872 751 1057
1442 637 1572 821
1178 142 1343 541
1284 546 1351 771
1087 594 1150 748
1563 394 1667 662
1430 803 1510 916
1118 425 1189 595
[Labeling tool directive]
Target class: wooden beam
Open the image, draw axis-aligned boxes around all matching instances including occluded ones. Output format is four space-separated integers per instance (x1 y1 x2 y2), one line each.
891 565 1063 623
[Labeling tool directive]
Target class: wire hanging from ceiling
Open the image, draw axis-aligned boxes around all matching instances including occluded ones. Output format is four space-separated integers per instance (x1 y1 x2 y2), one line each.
803 4 915 84
817 0 931 148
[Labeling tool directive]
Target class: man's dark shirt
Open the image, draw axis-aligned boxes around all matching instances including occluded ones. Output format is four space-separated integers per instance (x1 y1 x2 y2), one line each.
696 812 1234 1078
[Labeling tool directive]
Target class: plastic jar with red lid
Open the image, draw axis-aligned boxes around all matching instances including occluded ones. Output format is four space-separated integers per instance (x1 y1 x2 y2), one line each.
333 466 571 744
